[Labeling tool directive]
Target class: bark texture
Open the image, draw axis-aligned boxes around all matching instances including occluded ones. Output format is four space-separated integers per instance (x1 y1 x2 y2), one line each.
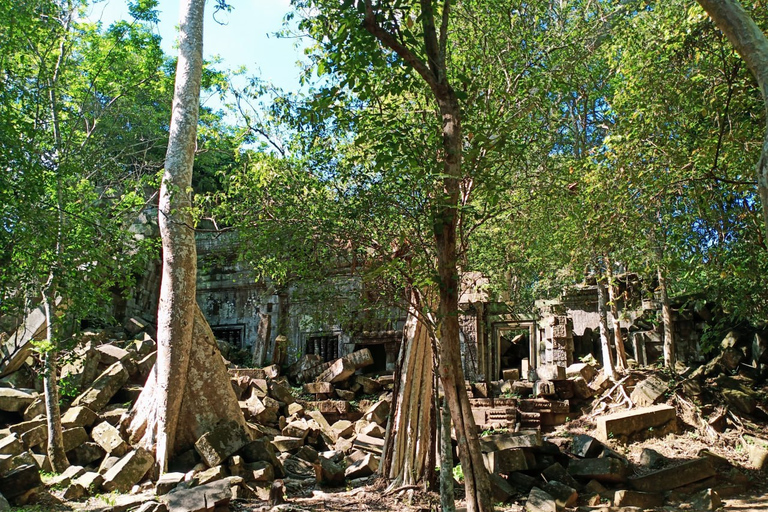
658 266 676 369
596 276 617 380
605 261 627 371
128 304 248 456
383 305 435 488
42 293 68 473
696 0 768 238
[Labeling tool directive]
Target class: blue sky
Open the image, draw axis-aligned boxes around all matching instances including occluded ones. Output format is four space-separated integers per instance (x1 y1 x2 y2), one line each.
86 0 308 93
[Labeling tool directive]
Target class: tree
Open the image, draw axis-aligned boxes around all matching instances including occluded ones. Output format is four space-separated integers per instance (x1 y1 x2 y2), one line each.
127 0 248 473
696 0 768 239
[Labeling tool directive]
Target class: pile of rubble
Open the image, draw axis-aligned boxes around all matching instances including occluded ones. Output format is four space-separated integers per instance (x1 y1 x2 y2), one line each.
0 324 395 510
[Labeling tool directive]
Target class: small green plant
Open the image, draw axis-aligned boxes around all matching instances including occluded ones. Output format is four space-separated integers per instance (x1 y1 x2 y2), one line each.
608 431 615 439
452 463 464 482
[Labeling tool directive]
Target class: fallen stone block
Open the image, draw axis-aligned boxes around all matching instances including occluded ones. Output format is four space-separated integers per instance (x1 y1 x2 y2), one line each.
723 388 757 415
304 382 334 395
240 438 282 476
480 430 542 452
483 448 528 474
99 405 129 426
0 464 41 499
356 375 382 394
745 436 768 471
194 420 250 468
62 427 89 453
571 377 594 399
22 397 45 422
613 489 664 508
282 419 311 440
502 369 520 381
568 457 629 483
541 462 579 490
571 434 604 458
98 455 120 474
0 434 22 456
332 420 355 438
629 375 668 407
352 433 384 455
629 458 716 492
91 421 129 456
156 472 185 495
364 400 390 425
638 447 667 468
344 348 374 370
245 461 274 482
162 477 235 512
336 389 356 401
269 381 295 405
526 486 557 512
344 452 378 479
566 363 596 382
101 448 155 493
287 402 304 417
47 465 85 488
71 362 129 412
0 388 36 413
95 344 131 366
316 358 355 384
288 354 325 380
489 473 515 503
72 470 103 494
61 406 98 429
307 410 338 444
596 404 677 442
272 436 304 453
537 365 566 381
68 442 106 467
197 465 227 485
20 424 47 449
136 352 157 381
541 480 578 508
9 417 46 438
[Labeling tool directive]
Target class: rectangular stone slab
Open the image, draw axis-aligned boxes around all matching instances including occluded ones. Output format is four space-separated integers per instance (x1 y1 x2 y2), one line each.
596 404 676 442
629 458 716 492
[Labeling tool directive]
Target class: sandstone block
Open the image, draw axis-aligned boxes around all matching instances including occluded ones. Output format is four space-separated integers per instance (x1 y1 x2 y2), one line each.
20 424 47 449
483 448 528 474
566 363 596 382
0 464 41 499
304 382 334 395
571 434 604 458
101 448 155 493
71 362 129 412
91 421 128 456
489 473 515 503
316 358 355 384
272 436 304 453
72 471 104 492
596 404 677 442
502 368 520 381
613 489 664 508
61 406 98 429
541 480 578 508
62 427 89 453
22 397 45 422
629 458 715 492
161 477 235 512
47 465 85 488
194 420 250 468
537 365 565 381
0 389 36 413
344 452 378 479
688 488 722 511
526 487 556 512
568 457 629 483
156 472 185 495
0 435 23 456
356 375 382 394
352 433 384 455
269 381 295 405
197 465 227 485
68 442 106 467
364 400 390 425
629 375 668 407
245 461 274 482
480 430 542 452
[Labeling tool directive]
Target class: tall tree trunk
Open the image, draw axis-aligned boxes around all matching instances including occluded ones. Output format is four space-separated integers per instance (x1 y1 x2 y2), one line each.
604 259 627 371
41 289 68 473
657 265 676 369
696 0 768 239
141 0 205 473
383 301 435 488
128 305 248 455
596 275 617 380
439 396 455 512
361 3 492 510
